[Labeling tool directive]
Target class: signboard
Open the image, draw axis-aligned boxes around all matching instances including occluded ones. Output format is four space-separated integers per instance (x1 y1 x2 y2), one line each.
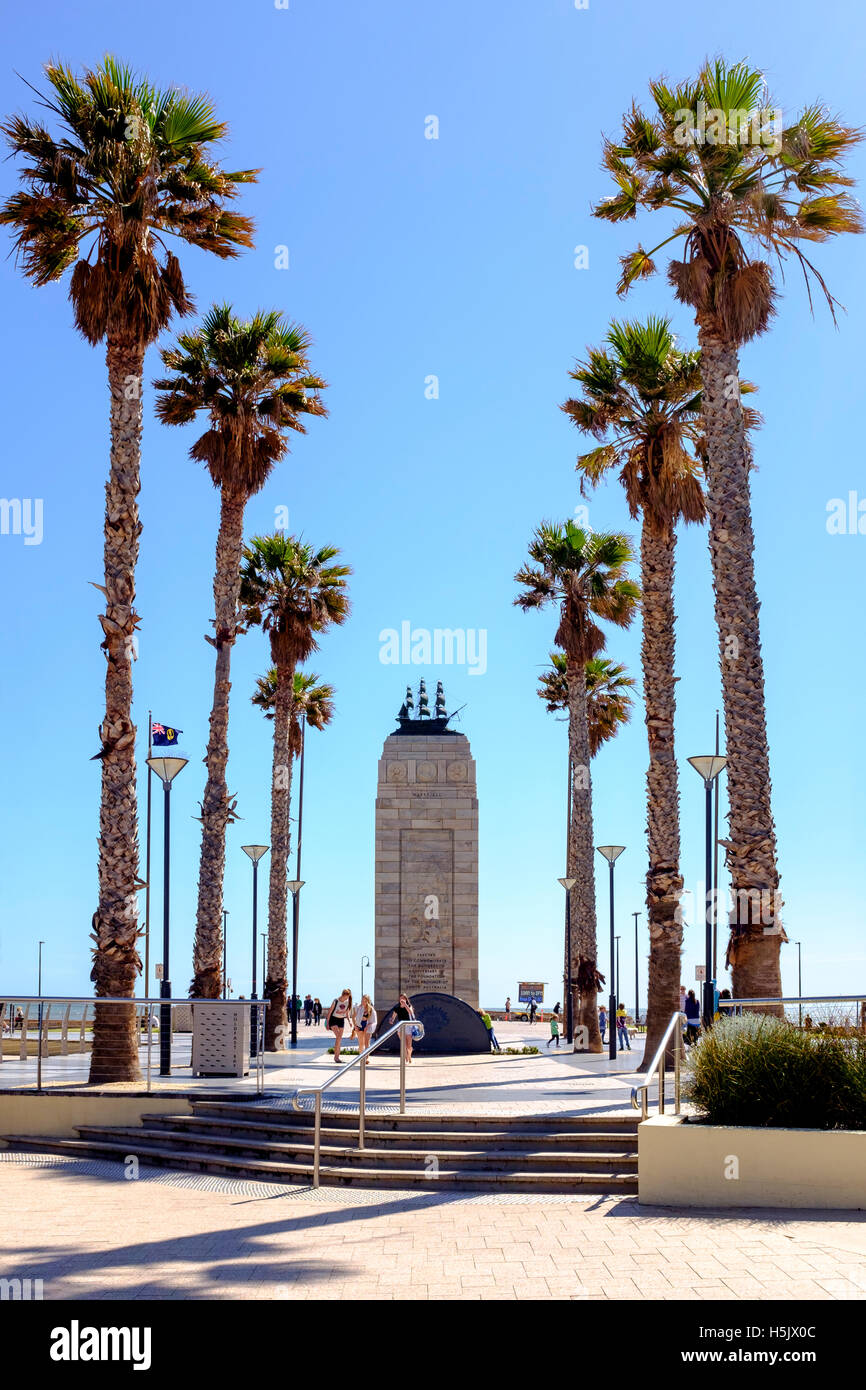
154 964 164 981
695 965 707 982
518 981 544 1004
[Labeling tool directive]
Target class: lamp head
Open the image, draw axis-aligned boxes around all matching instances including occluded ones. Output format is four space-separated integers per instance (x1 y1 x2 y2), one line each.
146 754 188 787
286 879 305 894
596 845 625 864
557 877 577 891
241 844 269 863
687 754 727 785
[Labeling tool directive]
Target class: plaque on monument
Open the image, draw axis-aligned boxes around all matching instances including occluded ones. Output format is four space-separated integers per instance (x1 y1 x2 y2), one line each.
374 682 479 1012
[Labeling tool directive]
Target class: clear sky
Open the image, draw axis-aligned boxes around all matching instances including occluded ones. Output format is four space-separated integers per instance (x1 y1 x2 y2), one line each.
1 0 864 1014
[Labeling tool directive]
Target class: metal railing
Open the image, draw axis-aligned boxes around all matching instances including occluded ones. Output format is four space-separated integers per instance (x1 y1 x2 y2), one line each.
631 994 866 1120
0 996 268 1095
631 1011 686 1120
292 1018 425 1186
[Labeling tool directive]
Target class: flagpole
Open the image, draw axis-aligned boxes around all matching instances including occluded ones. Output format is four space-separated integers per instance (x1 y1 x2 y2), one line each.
144 711 152 1000
712 708 720 980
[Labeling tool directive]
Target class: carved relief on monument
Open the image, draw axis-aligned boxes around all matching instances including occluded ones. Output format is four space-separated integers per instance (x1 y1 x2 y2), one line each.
446 760 468 782
416 761 438 782
386 761 407 782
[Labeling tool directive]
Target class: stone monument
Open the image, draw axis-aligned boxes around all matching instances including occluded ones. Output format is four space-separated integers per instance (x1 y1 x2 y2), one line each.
374 681 479 1010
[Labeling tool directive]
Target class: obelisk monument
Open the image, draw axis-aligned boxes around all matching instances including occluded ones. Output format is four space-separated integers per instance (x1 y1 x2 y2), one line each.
374 681 479 1010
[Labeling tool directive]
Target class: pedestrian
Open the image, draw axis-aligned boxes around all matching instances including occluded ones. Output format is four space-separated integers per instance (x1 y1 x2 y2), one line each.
529 999 537 1025
616 1003 631 1051
14 1007 23 1031
313 997 322 1025
479 1009 500 1052
547 1011 560 1048
303 994 313 1026
678 984 687 1015
354 994 377 1057
326 988 353 1063
598 1004 607 1043
388 994 418 1064
505 995 511 1021
683 989 701 1045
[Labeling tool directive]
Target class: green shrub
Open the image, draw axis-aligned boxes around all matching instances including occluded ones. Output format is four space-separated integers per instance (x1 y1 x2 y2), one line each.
501 1045 540 1055
684 1014 866 1130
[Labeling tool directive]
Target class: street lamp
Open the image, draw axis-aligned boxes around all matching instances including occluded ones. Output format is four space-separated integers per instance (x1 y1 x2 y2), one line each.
37 940 45 1056
596 846 625 1061
146 754 188 1075
361 955 370 1000
795 940 803 1027
557 877 576 1044
615 935 621 1012
632 912 640 1026
287 879 305 1048
241 845 269 1058
687 755 727 1029
222 909 229 1000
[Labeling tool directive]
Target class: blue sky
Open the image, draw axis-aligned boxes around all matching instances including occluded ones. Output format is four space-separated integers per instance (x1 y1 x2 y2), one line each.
1 0 864 1013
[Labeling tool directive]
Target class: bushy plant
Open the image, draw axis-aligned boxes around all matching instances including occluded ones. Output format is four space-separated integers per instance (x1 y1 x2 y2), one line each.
684 1015 866 1130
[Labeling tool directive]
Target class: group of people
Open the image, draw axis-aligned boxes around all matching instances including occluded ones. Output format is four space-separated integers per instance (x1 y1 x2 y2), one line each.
324 989 421 1065
597 1004 632 1050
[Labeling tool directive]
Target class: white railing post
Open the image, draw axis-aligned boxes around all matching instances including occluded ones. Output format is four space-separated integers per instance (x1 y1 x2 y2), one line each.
313 1091 322 1188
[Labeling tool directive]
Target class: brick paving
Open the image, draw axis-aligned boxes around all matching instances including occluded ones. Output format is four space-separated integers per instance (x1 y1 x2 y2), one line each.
2 1158 865 1300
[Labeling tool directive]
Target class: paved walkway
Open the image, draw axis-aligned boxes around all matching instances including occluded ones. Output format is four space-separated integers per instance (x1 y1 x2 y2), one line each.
2 1156 865 1300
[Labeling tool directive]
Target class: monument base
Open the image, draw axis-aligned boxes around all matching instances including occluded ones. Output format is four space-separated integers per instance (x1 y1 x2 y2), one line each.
374 992 491 1055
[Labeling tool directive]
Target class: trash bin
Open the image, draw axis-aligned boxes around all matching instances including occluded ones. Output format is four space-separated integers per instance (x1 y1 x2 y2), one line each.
191 1003 250 1078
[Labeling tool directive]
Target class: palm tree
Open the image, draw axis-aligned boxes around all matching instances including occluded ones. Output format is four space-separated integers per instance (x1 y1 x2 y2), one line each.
516 524 639 1050
593 59 862 999
240 536 350 1047
0 58 255 1081
153 307 327 999
563 317 712 1060
539 652 635 757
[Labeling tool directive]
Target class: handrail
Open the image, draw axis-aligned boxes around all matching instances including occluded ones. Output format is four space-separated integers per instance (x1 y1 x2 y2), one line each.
630 1011 685 1121
292 1018 425 1187
718 994 866 1006
0 995 268 1095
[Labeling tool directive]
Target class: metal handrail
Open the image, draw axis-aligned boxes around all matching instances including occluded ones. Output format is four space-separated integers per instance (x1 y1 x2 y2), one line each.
292 1018 426 1187
718 995 866 1006
630 1011 686 1120
0 996 268 1095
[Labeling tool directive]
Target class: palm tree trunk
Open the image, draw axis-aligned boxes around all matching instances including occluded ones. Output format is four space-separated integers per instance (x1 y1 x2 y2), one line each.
640 520 684 1066
191 489 246 998
567 660 603 1053
89 334 144 1084
696 319 784 1006
264 663 293 1048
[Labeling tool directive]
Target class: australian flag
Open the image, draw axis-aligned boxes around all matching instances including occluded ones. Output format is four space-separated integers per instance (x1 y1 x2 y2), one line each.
152 722 182 747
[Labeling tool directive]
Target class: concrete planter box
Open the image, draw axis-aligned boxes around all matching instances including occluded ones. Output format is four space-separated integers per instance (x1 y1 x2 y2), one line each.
639 1114 866 1209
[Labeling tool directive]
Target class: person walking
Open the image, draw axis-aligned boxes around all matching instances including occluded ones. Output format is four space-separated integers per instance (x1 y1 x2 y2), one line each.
528 999 538 1025
547 1011 561 1048
616 1003 631 1051
684 989 701 1045
479 1009 500 1052
388 994 418 1064
598 1004 607 1043
504 995 511 1021
326 988 353 1063
354 994 377 1057
303 994 313 1027
313 997 322 1025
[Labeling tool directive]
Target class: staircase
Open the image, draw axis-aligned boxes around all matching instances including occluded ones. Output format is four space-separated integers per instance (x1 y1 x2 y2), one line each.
2 1102 639 1195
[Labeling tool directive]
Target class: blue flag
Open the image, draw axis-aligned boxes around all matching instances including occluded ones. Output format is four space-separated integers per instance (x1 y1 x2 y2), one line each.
152 722 182 747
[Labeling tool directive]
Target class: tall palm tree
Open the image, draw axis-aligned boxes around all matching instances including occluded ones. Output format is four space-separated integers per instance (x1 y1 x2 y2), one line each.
516 524 639 1050
593 59 862 999
563 317 713 1059
0 58 255 1081
240 536 350 1047
153 306 327 998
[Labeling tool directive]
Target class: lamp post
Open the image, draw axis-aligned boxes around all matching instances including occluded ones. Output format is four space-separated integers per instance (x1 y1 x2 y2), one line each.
287 880 305 1047
615 935 621 1011
146 754 188 1076
222 909 229 999
687 756 727 1029
37 940 45 1055
795 941 802 1027
557 878 576 1044
241 845 269 1058
361 955 370 1000
596 847 625 1060
632 912 640 1025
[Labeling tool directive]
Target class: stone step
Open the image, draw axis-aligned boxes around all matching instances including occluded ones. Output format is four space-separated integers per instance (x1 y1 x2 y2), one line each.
193 1101 639 1136
73 1125 638 1174
145 1113 638 1151
0 1134 637 1193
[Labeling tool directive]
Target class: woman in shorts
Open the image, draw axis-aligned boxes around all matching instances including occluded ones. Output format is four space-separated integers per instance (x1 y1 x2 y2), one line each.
327 988 353 1063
